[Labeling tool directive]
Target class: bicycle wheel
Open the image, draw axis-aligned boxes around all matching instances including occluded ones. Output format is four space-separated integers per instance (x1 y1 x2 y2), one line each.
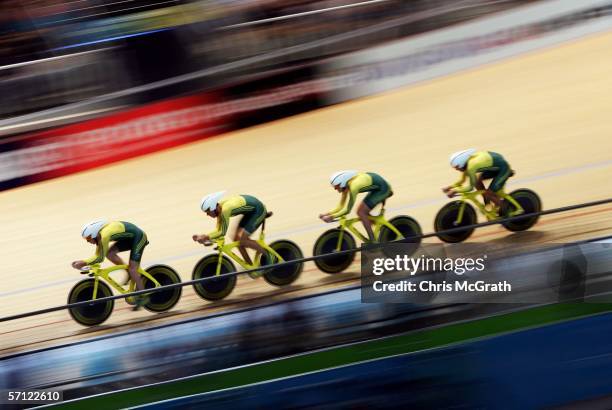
379 215 422 257
142 265 182 313
192 254 237 301
263 240 304 287
435 201 477 243
313 229 357 274
68 279 114 326
501 189 542 232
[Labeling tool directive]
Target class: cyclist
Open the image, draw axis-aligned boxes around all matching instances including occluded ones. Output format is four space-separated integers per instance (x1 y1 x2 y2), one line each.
72 220 150 310
193 192 271 278
319 170 393 241
443 149 522 216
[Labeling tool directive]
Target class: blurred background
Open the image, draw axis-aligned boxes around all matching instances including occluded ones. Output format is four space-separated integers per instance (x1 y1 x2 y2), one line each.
0 0 532 120
1 0 612 408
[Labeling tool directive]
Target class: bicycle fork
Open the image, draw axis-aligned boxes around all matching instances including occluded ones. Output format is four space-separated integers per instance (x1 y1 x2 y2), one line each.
455 202 468 226
215 251 224 276
335 228 346 251
92 277 101 300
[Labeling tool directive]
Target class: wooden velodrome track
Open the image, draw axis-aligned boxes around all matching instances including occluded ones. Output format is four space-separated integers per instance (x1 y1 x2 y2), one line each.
1 31 611 356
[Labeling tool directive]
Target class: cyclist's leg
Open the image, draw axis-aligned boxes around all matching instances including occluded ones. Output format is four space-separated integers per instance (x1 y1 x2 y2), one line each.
362 183 392 241
483 188 502 208
233 225 253 265
475 170 501 208
494 174 523 215
237 204 267 262
238 228 266 252
475 174 488 205
107 243 125 265
128 259 144 290
108 241 130 285
239 227 270 279
488 165 513 209
128 233 148 292
129 234 149 310
357 202 375 241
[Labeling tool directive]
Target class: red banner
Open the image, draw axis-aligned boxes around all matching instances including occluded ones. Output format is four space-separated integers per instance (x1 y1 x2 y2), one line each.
0 93 224 189
0 63 326 191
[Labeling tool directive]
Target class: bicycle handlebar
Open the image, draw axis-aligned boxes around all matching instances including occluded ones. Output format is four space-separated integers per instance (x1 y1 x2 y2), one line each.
79 267 94 277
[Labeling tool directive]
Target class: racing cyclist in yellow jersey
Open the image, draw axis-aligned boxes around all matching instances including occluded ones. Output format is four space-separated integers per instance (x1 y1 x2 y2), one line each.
443 149 522 216
320 171 393 241
72 220 150 310
193 192 271 276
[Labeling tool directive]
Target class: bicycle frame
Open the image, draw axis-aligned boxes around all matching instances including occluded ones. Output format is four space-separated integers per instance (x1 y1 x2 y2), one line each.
84 264 160 299
453 190 523 224
208 228 285 276
333 207 403 251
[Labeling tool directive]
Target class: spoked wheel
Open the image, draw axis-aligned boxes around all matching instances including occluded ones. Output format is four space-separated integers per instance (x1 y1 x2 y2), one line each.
313 229 357 274
379 215 422 257
142 265 182 312
68 279 114 326
435 201 477 243
192 254 237 301
501 189 542 232
263 240 304 286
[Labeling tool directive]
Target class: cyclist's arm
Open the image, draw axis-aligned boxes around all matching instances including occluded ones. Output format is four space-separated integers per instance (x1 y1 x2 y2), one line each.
207 207 231 239
452 170 477 193
451 173 467 189
330 183 361 218
83 232 111 265
327 190 348 216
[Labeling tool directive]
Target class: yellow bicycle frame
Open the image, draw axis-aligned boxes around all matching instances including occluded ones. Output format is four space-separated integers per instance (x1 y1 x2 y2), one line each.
334 207 403 251
84 264 161 299
208 229 285 276
454 189 523 224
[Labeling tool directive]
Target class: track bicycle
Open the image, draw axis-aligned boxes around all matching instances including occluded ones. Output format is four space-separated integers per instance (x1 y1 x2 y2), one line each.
434 188 542 243
192 212 304 301
68 263 182 326
313 205 422 274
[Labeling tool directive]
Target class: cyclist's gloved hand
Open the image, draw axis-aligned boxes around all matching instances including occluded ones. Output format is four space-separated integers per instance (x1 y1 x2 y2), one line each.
192 234 209 244
320 214 334 223
72 260 87 270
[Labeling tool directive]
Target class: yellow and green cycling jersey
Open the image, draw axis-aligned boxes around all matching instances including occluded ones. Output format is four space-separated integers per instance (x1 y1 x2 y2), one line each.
328 172 392 218
85 221 148 264
208 194 267 239
452 151 512 193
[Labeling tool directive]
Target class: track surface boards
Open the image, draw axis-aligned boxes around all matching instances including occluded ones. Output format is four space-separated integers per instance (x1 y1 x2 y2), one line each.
0 31 611 355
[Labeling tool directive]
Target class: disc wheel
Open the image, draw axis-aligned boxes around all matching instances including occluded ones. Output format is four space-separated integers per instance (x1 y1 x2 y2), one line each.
313 229 357 274
263 240 304 286
68 279 114 326
434 201 477 243
192 254 237 301
142 265 182 312
501 189 542 232
379 215 422 257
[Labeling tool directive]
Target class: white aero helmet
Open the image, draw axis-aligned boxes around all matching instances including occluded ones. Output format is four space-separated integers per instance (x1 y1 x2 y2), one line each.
330 170 358 188
200 191 226 212
449 149 476 169
81 220 107 239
